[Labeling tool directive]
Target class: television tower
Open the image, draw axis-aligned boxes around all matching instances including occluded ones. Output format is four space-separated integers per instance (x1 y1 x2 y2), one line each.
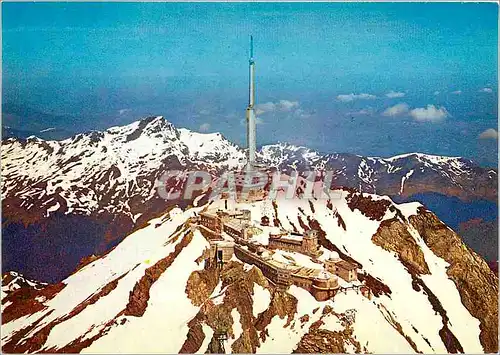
245 35 257 169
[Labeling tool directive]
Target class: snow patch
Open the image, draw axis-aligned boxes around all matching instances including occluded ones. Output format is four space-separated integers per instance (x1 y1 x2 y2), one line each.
399 169 414 194
253 284 271 317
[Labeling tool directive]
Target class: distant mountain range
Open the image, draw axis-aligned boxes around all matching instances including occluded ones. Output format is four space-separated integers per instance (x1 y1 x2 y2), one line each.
1 271 47 299
2 126 76 141
1 116 497 282
2 103 80 140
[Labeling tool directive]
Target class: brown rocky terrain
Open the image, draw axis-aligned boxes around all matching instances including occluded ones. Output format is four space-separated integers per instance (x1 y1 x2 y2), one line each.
182 260 281 353
372 217 430 275
2 282 65 325
293 327 360 353
2 273 125 353
181 258 372 354
2 198 498 353
365 204 498 353
346 192 392 221
293 305 363 353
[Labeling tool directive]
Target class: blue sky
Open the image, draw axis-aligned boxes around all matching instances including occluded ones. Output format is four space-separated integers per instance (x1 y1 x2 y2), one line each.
3 2 498 166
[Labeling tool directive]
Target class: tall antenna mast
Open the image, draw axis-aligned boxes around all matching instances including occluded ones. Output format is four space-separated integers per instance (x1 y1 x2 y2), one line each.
250 35 254 63
246 35 257 167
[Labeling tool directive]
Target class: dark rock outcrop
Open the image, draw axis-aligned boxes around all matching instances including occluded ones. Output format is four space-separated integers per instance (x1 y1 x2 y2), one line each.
2 282 65 325
346 193 391 221
182 259 298 354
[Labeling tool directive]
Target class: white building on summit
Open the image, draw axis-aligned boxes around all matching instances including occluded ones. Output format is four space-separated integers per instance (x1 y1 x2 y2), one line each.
194 205 363 301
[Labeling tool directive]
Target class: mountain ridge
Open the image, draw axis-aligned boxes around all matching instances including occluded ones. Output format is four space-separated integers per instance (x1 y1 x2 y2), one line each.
1 194 497 353
1 116 497 282
2 115 495 168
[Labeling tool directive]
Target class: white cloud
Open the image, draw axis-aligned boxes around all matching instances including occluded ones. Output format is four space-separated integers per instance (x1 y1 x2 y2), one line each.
255 102 276 114
199 123 211 132
355 109 372 115
479 128 498 140
336 93 376 102
199 109 210 115
480 87 493 93
347 108 373 116
278 100 299 111
385 91 405 98
293 108 313 119
254 100 312 120
118 108 131 115
451 90 462 95
409 105 450 122
433 91 440 96
255 99 300 114
382 103 410 117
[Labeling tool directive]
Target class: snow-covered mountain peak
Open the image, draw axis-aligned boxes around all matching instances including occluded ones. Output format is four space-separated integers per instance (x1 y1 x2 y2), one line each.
2 115 496 224
1 115 498 352
384 152 469 165
106 116 179 143
261 141 316 154
1 116 245 218
259 142 321 167
381 152 476 178
2 271 47 299
178 128 244 165
1 195 497 353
